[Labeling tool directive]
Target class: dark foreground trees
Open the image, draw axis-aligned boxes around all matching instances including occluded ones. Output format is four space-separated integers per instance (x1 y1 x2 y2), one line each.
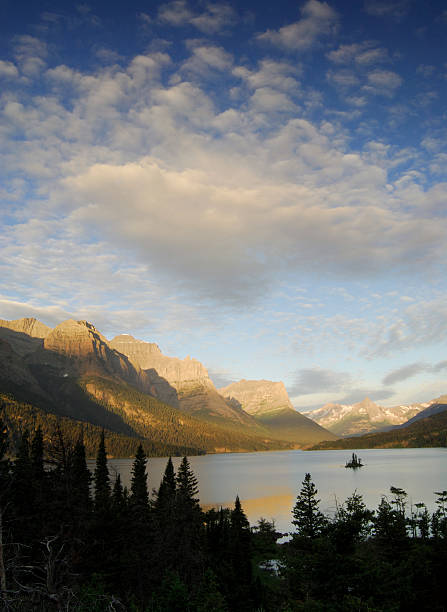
1 424 447 611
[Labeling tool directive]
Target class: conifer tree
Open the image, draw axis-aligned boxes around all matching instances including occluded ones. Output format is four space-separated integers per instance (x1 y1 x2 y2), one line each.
0 418 10 593
12 430 33 542
156 456 176 509
112 473 125 509
71 434 91 515
130 443 149 511
94 430 110 513
30 426 44 482
292 473 326 540
176 456 200 509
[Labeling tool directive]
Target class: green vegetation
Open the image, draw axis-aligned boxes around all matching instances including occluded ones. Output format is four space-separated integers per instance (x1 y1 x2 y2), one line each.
0 374 296 458
0 393 201 458
311 408 447 450
80 376 295 454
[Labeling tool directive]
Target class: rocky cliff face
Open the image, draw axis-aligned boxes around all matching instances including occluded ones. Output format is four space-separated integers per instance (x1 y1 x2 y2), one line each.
307 397 424 436
219 379 337 445
110 335 210 384
0 317 52 355
219 379 294 416
110 335 258 426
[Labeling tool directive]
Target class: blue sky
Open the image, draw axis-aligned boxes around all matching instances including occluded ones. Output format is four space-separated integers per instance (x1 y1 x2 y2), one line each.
1 0 447 411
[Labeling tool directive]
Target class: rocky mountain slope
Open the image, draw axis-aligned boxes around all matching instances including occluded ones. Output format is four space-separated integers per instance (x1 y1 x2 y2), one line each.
110 335 261 429
394 395 447 428
0 318 298 453
219 379 337 444
307 397 424 436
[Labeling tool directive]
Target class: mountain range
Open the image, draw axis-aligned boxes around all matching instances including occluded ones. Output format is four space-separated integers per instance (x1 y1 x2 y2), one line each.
0 317 335 456
310 398 447 450
305 397 429 436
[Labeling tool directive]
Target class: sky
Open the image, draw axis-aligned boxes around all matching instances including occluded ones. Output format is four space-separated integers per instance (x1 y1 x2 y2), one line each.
1 0 446 412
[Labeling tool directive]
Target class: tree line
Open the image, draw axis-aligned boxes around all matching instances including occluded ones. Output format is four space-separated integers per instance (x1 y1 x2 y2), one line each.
1 421 447 610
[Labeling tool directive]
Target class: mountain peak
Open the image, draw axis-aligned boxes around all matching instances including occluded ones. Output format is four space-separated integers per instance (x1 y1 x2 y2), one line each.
0 317 52 338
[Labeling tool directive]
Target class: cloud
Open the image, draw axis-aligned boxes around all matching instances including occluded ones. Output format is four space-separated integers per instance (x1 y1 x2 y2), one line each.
0 61 19 79
1 31 447 308
383 360 447 385
288 367 352 396
180 44 233 77
328 42 389 66
158 1 236 33
364 0 412 19
364 69 402 96
368 298 447 356
383 362 427 385
257 0 338 51
13 35 48 76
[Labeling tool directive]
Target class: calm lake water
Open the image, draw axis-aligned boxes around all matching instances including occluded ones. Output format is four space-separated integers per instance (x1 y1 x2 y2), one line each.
97 448 447 535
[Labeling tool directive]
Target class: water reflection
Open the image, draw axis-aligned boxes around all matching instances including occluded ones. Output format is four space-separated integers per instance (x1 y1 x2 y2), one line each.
92 448 447 536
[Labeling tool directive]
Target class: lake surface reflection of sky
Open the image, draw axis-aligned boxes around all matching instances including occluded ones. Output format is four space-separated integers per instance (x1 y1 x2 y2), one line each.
91 448 447 536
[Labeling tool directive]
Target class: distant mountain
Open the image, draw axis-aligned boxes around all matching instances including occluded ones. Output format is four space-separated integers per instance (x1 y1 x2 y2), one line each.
0 318 294 455
311 403 447 450
219 379 336 445
394 396 447 428
307 397 424 436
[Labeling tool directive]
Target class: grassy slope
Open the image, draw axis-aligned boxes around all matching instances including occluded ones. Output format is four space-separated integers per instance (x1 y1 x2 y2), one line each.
252 408 337 445
81 376 295 453
310 409 447 450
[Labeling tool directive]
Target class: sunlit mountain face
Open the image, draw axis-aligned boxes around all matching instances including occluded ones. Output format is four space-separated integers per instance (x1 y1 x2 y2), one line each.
1 0 447 410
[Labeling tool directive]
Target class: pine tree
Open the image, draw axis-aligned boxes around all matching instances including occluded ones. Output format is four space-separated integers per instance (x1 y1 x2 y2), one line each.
94 431 110 513
292 473 327 540
176 456 200 509
156 456 176 509
71 434 92 516
30 426 44 482
112 473 125 509
130 443 149 511
227 496 253 611
0 418 10 593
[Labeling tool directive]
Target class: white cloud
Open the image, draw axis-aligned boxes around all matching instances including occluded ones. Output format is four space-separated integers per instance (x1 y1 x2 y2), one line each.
364 0 411 19
158 1 235 33
364 69 402 96
258 0 338 51
383 362 427 385
0 61 19 78
288 367 352 395
328 41 389 66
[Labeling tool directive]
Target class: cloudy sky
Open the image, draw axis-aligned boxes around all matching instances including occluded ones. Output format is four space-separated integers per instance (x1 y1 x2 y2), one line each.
1 0 447 411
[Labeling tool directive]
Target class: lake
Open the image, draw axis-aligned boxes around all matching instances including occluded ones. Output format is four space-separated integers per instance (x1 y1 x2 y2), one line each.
99 448 447 535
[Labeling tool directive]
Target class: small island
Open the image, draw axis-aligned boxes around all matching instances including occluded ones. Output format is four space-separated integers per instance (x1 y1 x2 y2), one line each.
345 452 364 469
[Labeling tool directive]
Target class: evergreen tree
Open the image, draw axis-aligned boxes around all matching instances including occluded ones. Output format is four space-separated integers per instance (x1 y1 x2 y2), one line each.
0 418 10 593
156 456 176 510
94 430 110 513
112 473 125 510
71 434 92 516
226 496 253 612
176 455 200 509
30 426 44 482
292 473 327 540
130 443 149 511
172 457 204 586
11 430 33 543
